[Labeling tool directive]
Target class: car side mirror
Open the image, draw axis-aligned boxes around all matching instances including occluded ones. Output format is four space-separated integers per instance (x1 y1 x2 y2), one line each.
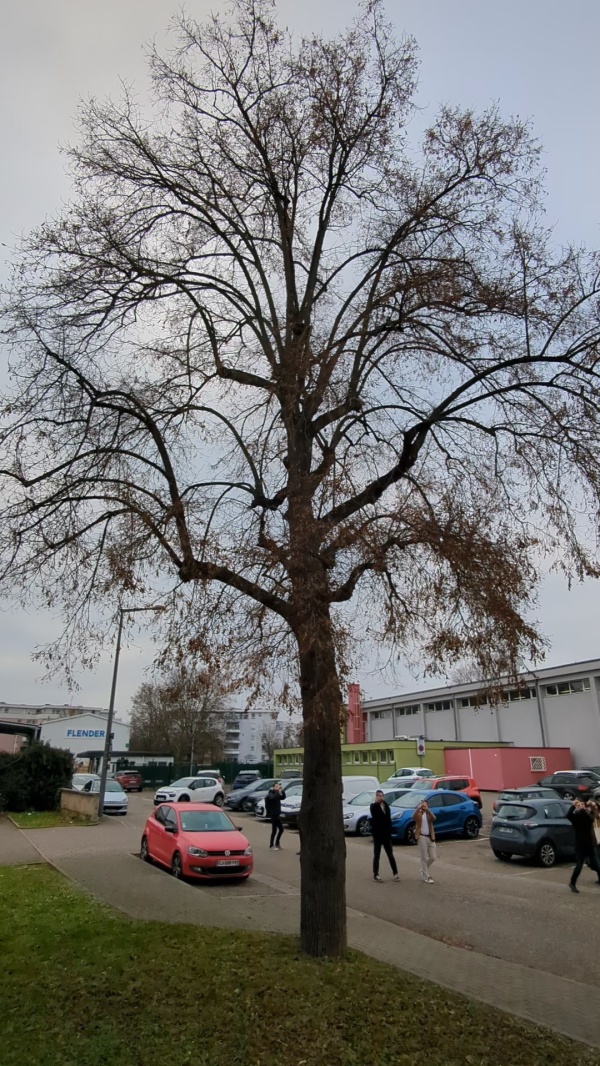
236 826 243 831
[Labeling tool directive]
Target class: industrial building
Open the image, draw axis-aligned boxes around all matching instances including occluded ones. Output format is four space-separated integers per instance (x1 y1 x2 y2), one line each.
354 658 600 769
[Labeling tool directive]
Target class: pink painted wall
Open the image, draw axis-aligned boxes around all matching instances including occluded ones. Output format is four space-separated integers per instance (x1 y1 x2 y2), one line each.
444 747 572 790
0 734 25 754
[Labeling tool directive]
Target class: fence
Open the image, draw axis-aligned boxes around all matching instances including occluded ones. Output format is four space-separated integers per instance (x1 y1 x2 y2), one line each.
115 758 273 789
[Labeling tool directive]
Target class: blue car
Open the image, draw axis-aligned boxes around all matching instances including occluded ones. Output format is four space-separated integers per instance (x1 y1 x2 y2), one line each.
390 789 482 845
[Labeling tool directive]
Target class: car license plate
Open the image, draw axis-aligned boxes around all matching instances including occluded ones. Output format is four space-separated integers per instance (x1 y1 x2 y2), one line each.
498 827 514 833
216 859 239 867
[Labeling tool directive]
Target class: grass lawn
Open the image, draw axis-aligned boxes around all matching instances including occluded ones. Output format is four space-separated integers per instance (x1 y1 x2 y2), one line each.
8 810 95 828
0 866 596 1066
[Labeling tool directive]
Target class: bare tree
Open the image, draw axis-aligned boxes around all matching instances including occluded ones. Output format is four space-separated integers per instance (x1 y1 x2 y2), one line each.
2 0 600 956
260 719 302 759
129 667 228 766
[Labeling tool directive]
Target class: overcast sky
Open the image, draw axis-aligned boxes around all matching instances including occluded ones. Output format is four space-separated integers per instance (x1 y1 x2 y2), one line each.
1 1 599 714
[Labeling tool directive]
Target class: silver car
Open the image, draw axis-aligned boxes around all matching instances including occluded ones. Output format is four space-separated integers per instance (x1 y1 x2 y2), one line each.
83 778 128 815
342 788 413 836
255 781 303 819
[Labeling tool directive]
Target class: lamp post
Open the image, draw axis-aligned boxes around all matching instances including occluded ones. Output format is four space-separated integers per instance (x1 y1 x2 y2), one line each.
97 604 165 819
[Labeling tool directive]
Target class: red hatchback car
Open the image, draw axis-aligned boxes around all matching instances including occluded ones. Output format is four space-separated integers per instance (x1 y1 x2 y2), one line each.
141 802 253 881
114 770 144 792
412 775 482 809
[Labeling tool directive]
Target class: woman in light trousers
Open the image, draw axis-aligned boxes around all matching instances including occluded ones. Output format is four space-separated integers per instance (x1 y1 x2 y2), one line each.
414 799 437 883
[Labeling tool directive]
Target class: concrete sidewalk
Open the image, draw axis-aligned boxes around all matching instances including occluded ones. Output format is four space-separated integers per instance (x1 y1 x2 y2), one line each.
0 816 43 866
11 821 599 1051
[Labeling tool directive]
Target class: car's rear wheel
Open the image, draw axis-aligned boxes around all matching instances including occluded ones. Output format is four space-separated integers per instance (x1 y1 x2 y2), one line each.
357 817 372 837
241 798 254 812
140 836 152 863
463 816 480 840
171 852 183 878
404 823 417 846
213 793 224 807
562 790 575 801
179 795 190 802
492 849 512 861
536 840 557 867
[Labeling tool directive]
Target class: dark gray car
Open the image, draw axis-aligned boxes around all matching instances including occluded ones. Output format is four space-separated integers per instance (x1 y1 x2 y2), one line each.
490 798 575 867
225 777 278 812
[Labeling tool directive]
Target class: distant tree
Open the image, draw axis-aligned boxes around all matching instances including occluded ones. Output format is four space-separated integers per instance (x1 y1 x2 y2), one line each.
260 719 301 759
2 0 600 956
130 668 228 767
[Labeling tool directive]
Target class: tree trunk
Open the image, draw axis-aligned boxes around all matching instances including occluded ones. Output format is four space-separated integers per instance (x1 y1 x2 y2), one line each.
296 609 347 957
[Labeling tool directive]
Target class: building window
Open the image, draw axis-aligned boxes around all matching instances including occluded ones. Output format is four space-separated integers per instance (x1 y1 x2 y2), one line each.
387 750 394 762
545 679 590 697
353 752 361 764
344 751 352 764
361 751 369 763
371 751 378 763
507 687 536 702
396 705 420 717
378 751 387 763
425 700 451 711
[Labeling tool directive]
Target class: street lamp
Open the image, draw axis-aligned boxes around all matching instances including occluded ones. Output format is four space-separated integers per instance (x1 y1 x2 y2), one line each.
97 604 166 819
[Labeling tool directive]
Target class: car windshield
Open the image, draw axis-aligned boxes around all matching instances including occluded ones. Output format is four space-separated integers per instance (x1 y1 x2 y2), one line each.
105 780 124 792
497 804 535 820
391 792 430 810
179 810 236 832
282 785 302 797
169 778 194 788
347 791 376 806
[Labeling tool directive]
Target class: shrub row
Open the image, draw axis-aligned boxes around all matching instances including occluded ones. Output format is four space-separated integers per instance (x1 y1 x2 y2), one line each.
0 742 73 812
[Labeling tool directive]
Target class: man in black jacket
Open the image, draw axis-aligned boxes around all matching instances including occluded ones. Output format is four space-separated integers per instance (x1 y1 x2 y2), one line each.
265 782 286 850
370 790 400 883
567 799 600 893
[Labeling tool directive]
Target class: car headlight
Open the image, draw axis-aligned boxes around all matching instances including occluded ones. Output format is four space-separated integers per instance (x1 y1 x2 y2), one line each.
187 846 208 857
244 846 253 856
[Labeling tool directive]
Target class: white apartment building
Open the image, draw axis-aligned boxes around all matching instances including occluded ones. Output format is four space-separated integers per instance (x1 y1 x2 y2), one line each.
361 658 600 768
0 702 108 726
222 709 295 763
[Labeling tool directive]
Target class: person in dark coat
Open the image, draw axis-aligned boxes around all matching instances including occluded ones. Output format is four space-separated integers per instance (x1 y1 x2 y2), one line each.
265 782 286 849
567 799 600 892
370 790 399 882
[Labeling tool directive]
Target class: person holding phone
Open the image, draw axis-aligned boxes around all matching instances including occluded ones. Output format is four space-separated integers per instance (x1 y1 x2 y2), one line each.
414 798 437 883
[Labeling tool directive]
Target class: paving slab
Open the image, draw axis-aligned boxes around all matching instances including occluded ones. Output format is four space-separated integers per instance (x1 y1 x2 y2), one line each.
0 816 43 866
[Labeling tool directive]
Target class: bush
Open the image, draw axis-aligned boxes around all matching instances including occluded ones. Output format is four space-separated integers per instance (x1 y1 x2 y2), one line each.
0 743 73 812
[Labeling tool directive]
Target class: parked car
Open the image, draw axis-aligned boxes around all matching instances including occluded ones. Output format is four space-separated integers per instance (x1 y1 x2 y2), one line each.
71 773 100 791
342 788 412 836
279 770 303 781
380 767 435 788
141 802 253 881
492 786 562 813
82 778 128 815
225 778 278 812
490 797 574 866
153 776 225 807
537 771 600 801
114 769 144 792
410 775 482 809
231 770 262 791
195 769 225 787
389 789 482 844
255 783 303 820
278 777 382 828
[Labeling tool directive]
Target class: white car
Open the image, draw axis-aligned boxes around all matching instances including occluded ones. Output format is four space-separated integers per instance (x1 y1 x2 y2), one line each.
254 780 302 818
153 775 225 807
342 787 413 836
71 773 101 791
380 767 435 788
83 778 128 815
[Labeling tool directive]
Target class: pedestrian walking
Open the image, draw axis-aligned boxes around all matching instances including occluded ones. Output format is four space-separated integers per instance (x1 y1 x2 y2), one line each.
567 799 600 892
414 798 436 883
370 790 400 882
265 782 286 850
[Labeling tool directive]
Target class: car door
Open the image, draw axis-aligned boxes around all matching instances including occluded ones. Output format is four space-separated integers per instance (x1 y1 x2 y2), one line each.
159 806 179 866
439 793 468 833
425 794 447 833
187 777 213 801
542 801 575 857
148 805 170 865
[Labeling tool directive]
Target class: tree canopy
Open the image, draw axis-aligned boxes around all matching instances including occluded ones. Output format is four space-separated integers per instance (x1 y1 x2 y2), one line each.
2 0 600 955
